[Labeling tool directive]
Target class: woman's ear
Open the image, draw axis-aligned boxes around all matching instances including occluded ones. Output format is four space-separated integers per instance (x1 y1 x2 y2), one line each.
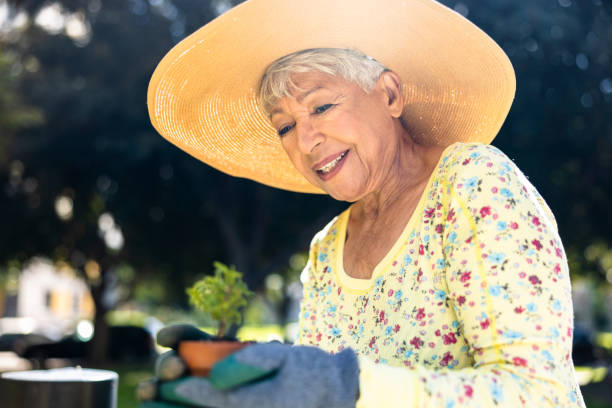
377 70 404 118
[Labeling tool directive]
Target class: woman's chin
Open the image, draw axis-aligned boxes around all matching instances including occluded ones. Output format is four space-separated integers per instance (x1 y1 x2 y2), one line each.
321 184 365 203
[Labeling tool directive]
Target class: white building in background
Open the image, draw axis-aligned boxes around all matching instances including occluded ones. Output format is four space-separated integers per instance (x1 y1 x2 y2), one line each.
1 257 95 339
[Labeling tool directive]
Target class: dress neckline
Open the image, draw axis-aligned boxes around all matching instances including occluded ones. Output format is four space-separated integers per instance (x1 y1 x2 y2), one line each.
334 142 459 293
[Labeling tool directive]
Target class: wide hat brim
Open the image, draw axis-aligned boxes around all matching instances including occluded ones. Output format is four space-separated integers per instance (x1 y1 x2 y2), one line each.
148 0 516 194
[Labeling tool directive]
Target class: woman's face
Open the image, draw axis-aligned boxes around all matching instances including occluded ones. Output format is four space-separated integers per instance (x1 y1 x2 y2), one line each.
269 71 405 201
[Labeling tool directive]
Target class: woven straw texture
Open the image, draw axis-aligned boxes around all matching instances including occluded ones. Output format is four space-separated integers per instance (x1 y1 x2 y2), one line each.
148 0 515 193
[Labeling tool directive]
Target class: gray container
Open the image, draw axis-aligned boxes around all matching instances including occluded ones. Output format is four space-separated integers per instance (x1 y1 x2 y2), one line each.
0 367 118 408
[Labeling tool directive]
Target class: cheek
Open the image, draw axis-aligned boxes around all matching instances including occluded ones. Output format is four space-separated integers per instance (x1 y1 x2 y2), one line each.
281 140 312 177
280 138 299 165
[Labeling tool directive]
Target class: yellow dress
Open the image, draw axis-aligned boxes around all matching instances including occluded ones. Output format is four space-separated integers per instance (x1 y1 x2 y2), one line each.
296 143 585 407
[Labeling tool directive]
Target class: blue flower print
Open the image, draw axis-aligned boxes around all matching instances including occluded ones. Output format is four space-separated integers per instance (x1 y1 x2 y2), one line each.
502 330 522 339
488 253 506 263
435 290 447 301
491 381 504 402
465 177 478 189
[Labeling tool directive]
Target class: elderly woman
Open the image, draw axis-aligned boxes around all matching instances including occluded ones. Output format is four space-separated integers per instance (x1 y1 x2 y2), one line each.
140 0 585 407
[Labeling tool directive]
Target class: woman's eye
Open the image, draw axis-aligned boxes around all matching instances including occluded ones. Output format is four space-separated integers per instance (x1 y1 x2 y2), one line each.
278 124 293 137
314 104 333 114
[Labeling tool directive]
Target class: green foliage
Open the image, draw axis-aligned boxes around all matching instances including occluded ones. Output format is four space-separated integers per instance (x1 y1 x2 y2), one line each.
186 262 253 338
0 48 43 162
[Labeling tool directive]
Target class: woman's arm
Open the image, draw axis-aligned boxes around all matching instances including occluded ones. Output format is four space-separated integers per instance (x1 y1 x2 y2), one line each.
357 145 584 407
295 221 333 346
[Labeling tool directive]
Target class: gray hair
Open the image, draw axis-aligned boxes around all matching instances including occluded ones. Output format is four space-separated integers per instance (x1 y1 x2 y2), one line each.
258 48 388 113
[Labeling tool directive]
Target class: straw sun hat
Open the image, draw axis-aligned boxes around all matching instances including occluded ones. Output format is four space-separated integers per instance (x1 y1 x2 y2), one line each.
147 0 515 194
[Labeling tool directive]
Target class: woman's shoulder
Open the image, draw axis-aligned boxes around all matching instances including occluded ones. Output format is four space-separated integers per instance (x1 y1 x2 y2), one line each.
441 142 509 167
308 208 348 252
436 142 515 181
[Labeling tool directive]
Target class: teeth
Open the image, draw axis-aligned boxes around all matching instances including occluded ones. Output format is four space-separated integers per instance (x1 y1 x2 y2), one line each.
318 151 346 173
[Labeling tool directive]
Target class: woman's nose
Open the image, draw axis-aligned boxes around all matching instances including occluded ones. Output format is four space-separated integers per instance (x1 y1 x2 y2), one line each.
295 119 324 153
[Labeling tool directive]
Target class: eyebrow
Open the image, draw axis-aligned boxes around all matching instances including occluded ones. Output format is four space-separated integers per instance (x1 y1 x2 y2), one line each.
296 86 323 102
269 86 325 118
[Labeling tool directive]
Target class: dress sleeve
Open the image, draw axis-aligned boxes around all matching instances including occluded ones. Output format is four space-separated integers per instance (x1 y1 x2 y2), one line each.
295 228 323 346
357 145 583 407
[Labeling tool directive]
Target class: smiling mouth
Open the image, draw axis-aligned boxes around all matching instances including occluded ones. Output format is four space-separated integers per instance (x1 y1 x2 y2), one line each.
316 150 348 175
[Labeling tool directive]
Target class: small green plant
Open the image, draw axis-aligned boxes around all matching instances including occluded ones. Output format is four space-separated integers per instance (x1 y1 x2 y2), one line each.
186 261 254 339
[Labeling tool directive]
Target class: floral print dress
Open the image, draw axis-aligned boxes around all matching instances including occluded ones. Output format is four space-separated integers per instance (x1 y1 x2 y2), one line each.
296 143 584 407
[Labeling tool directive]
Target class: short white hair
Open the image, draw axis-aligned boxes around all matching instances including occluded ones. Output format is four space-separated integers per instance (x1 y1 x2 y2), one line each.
258 48 388 113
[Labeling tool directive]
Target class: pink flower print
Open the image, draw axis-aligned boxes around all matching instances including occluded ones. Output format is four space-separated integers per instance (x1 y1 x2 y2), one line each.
510 222 519 229
410 336 424 349
419 245 425 255
425 207 435 218
462 158 471 165
457 295 466 306
464 385 473 398
480 206 491 218
435 329 441 336
369 337 376 348
513 357 528 367
316 332 322 342
440 351 454 367
555 247 563 258
393 324 400 333
415 308 426 320
532 216 541 226
532 239 543 250
435 224 443 234
528 275 542 285
446 208 455 221
514 306 525 314
388 289 394 297
480 318 490 329
443 332 457 345
460 271 472 282
491 186 498 193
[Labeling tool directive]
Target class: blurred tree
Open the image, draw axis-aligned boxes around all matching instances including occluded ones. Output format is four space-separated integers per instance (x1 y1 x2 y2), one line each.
0 47 43 162
0 0 342 362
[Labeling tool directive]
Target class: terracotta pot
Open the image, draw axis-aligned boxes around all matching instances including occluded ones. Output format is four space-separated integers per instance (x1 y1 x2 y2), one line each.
178 340 249 377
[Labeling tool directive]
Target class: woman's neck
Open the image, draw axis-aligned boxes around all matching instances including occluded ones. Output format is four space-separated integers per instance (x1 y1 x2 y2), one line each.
353 137 444 223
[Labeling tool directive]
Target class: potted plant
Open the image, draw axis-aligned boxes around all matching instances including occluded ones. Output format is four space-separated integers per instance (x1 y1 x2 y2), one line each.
179 261 254 376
